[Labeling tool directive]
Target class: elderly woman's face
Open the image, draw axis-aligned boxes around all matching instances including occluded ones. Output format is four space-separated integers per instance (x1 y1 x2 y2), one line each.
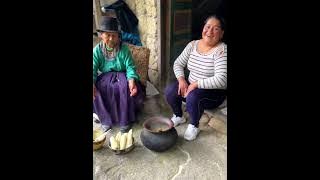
202 18 224 46
100 32 119 48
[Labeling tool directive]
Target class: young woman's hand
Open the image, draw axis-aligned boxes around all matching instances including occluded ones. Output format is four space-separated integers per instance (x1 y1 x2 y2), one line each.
185 82 198 97
178 77 188 97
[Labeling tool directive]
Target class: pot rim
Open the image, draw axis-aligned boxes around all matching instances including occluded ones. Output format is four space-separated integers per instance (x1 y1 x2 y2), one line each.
143 116 174 133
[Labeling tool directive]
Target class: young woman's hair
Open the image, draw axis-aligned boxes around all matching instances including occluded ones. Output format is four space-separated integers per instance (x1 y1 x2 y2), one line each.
204 15 226 31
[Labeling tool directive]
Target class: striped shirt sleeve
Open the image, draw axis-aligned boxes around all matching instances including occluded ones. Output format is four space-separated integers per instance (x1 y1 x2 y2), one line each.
198 45 227 89
173 41 194 79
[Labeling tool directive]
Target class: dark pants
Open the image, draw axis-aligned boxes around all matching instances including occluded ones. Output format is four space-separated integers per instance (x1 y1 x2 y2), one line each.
165 81 226 127
93 72 145 127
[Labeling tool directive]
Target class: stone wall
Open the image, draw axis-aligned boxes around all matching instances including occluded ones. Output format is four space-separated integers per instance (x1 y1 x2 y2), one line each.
100 0 160 87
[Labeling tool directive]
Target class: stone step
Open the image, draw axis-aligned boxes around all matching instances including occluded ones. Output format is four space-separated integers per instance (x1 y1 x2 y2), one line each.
182 102 227 135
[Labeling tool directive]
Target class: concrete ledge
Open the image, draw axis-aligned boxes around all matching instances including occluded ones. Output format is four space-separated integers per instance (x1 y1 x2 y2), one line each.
182 102 227 135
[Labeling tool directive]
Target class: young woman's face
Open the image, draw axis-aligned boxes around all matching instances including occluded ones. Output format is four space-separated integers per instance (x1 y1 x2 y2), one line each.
202 18 224 46
100 32 119 48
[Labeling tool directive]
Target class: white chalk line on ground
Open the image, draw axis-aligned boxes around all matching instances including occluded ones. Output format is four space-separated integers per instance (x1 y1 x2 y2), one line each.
171 146 191 180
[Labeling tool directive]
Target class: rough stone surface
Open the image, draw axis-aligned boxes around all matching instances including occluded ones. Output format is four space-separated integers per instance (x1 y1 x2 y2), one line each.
149 60 158 70
199 113 210 124
146 18 157 35
147 6 157 18
208 117 227 135
148 69 159 87
126 0 160 87
145 0 156 7
134 0 146 17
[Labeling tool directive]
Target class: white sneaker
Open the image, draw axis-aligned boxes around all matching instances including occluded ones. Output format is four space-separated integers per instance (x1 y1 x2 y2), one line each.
171 114 186 127
184 124 200 141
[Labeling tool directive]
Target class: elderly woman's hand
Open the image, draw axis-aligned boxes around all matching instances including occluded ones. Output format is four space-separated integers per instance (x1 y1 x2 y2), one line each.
129 79 138 97
185 82 198 98
178 77 188 97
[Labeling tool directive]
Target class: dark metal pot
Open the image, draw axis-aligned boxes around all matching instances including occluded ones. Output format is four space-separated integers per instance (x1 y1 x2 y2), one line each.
140 116 178 152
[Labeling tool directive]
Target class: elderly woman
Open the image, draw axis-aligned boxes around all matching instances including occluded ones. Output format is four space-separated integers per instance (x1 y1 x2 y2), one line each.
165 15 227 140
93 16 145 133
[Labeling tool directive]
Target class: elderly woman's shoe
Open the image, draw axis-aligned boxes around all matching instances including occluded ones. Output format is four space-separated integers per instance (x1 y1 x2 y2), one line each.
184 124 200 141
102 125 111 132
120 124 132 133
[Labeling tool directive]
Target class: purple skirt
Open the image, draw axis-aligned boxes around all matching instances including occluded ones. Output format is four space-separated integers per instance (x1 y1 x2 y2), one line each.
93 72 145 127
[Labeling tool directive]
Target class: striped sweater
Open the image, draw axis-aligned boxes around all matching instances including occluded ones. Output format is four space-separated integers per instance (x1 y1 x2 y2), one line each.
173 40 227 89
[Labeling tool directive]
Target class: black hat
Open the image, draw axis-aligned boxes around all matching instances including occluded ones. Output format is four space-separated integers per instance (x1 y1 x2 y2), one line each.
97 16 119 33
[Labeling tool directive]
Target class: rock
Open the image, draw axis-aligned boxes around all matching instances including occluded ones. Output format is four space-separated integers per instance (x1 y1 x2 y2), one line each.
199 114 210 124
145 0 156 7
149 60 158 70
148 69 159 86
208 118 227 134
199 123 213 132
135 0 146 16
221 107 227 116
146 18 157 35
147 6 157 17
